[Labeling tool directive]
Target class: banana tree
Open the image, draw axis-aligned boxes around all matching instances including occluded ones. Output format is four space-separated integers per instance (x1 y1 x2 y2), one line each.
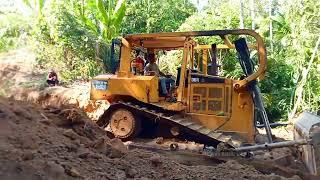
73 0 126 43
22 0 46 17
72 0 126 71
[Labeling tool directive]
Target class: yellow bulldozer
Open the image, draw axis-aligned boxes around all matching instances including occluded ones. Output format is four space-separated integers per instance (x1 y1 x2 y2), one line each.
90 29 320 175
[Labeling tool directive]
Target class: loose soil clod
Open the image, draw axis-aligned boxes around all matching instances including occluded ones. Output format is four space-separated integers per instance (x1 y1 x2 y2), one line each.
0 97 306 179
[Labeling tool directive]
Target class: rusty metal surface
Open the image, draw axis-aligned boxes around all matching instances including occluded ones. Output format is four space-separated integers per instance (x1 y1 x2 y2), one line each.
125 29 261 40
294 112 320 138
234 139 308 152
294 112 320 175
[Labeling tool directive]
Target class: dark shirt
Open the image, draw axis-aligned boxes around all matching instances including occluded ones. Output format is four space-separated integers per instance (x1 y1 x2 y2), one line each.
47 72 58 80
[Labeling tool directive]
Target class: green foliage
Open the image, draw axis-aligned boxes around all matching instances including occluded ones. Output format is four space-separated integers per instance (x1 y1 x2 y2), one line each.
60 58 103 83
19 0 127 83
177 1 251 78
72 0 126 42
179 3 243 31
122 0 196 34
158 50 183 76
281 0 320 114
32 1 104 83
159 1 245 78
0 13 31 52
260 56 295 121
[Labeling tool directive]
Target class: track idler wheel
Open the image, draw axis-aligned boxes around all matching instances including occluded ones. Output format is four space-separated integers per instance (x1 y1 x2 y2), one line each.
109 108 141 139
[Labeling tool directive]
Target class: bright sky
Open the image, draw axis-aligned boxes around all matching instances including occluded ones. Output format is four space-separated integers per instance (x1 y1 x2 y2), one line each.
190 0 209 11
0 0 31 15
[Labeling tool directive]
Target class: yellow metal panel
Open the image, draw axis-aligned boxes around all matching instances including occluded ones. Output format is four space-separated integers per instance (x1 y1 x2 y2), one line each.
190 113 228 128
197 50 201 71
177 42 189 103
91 75 159 103
140 39 185 49
119 38 132 77
187 71 192 112
190 45 194 69
188 80 255 143
90 86 108 100
90 74 113 100
150 102 186 111
203 50 208 75
189 83 228 115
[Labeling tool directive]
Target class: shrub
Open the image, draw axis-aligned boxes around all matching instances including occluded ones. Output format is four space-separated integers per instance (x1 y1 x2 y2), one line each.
0 13 31 52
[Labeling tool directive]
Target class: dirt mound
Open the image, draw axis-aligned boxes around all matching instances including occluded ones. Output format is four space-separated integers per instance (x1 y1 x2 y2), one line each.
0 48 108 122
0 48 44 93
0 97 299 180
11 84 109 122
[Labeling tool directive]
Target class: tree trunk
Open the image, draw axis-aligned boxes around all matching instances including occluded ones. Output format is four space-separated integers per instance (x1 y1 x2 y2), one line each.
289 35 320 121
95 40 100 61
239 0 245 29
269 0 273 52
249 0 255 29
146 0 151 33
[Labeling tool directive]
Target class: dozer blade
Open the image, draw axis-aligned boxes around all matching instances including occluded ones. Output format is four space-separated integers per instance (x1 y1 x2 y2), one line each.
294 112 320 175
234 38 273 143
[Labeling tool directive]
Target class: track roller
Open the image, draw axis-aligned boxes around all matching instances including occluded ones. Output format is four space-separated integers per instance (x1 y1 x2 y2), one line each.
109 108 141 139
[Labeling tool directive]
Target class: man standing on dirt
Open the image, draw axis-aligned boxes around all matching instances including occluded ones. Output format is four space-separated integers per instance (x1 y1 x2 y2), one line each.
47 69 59 86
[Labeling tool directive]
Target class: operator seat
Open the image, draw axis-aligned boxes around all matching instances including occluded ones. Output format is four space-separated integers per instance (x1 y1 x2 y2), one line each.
176 67 199 87
176 66 225 86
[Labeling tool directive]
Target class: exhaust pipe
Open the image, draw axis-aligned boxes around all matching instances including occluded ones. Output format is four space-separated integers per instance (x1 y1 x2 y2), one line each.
234 139 309 152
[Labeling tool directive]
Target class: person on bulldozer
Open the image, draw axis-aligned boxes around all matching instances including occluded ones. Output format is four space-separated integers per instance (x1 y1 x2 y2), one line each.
144 53 175 98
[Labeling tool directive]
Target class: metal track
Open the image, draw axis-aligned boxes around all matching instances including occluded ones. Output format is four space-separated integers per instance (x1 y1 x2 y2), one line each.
116 101 244 148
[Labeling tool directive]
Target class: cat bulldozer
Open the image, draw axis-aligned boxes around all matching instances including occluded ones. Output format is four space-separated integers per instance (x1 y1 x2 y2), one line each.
90 29 320 175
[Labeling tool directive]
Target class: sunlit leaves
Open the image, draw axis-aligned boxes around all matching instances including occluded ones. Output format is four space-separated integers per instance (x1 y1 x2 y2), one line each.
121 0 196 34
22 0 46 16
73 0 126 43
